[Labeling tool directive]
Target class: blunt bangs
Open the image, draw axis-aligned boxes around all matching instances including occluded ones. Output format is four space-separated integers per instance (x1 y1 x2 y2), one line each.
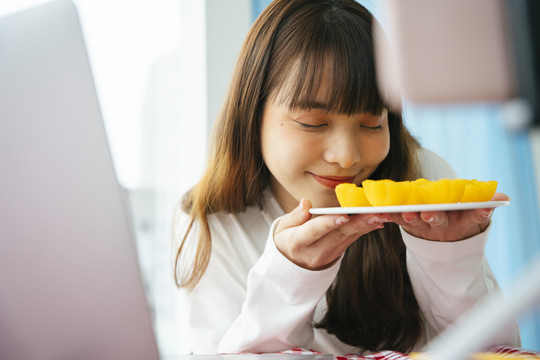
266 1 386 116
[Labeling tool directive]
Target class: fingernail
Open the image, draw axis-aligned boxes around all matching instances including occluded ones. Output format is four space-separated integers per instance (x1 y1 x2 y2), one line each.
297 199 305 214
367 217 380 225
481 209 494 219
426 216 435 223
403 215 415 223
335 216 349 225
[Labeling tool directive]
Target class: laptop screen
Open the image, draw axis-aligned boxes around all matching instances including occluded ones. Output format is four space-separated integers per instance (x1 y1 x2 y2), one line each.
0 1 160 359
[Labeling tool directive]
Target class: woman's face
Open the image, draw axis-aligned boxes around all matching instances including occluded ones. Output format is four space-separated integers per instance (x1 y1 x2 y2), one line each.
261 100 390 213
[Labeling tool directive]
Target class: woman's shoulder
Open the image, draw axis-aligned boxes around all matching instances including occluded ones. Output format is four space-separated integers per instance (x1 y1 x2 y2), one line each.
415 147 457 180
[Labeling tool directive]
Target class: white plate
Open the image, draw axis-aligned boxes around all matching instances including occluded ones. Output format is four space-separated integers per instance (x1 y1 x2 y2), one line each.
309 201 510 215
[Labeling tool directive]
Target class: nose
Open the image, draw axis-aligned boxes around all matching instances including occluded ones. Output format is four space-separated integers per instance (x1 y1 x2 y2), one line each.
323 133 361 169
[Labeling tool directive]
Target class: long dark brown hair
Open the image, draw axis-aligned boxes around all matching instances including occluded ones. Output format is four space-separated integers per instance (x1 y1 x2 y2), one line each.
175 0 423 353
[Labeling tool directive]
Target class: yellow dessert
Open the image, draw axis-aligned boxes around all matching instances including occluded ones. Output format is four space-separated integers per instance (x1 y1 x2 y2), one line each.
417 178 470 204
362 179 412 206
461 179 498 202
406 178 430 205
335 183 370 207
334 179 498 207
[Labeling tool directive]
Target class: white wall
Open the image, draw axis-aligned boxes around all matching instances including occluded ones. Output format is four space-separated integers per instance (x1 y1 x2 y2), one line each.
206 0 251 133
135 0 251 354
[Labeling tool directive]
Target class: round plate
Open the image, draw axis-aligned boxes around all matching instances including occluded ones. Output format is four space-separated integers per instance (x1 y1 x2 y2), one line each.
308 201 510 215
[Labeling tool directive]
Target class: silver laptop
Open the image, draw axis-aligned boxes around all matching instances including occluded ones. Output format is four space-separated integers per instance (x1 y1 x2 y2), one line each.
0 1 160 359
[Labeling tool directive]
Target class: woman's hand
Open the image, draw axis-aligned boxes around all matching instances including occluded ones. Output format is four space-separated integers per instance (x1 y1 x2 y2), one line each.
388 192 510 242
274 199 388 270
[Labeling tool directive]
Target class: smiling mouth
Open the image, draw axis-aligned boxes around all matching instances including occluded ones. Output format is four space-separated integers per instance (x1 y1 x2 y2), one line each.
311 173 356 189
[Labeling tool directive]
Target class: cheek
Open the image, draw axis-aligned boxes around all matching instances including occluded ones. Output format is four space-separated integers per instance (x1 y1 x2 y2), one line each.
261 123 300 178
262 123 317 162
379 133 391 161
260 116 282 159
363 131 391 165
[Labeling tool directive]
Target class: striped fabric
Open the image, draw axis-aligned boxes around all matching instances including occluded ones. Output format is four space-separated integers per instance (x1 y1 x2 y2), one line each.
278 346 540 359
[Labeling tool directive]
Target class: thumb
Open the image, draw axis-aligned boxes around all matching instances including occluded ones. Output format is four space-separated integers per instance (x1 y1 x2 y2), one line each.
275 198 312 233
491 192 510 202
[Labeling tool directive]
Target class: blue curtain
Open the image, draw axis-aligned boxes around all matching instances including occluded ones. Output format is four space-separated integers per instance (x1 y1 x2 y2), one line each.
251 0 273 23
405 104 540 350
251 0 540 350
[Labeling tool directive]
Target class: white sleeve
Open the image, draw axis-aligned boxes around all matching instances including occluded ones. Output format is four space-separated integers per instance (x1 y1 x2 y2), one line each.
401 224 521 348
218 217 341 354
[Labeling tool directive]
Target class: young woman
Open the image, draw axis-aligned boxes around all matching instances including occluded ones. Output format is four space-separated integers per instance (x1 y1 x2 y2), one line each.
173 0 520 355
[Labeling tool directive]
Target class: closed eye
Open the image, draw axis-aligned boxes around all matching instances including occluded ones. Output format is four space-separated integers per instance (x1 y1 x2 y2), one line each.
361 125 383 132
295 121 328 129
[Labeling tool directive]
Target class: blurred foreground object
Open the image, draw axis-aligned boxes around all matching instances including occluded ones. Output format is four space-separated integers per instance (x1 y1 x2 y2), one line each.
376 0 540 129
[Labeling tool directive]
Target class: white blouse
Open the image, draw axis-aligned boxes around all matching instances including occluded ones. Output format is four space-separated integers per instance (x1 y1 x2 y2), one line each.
173 148 520 354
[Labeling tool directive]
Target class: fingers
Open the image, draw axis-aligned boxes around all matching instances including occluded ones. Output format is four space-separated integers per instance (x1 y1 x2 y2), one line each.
324 213 388 248
311 213 388 240
391 211 449 233
276 199 386 244
275 199 354 246
275 198 312 233
289 213 385 269
419 211 449 229
473 208 494 222
469 207 494 234
275 192 506 268
389 211 422 227
396 208 494 242
371 193 510 243
463 191 508 232
491 192 510 202
274 199 390 270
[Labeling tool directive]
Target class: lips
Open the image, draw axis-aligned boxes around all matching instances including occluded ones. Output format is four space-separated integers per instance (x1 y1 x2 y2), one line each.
311 173 356 189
